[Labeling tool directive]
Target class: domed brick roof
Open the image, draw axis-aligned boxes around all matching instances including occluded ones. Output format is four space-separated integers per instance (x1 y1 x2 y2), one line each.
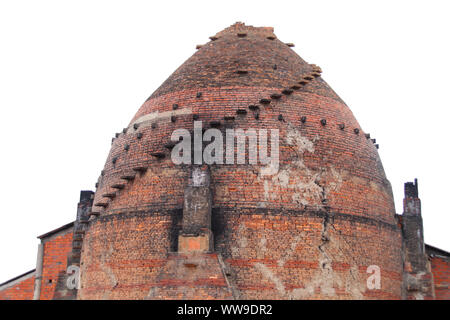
80 23 402 300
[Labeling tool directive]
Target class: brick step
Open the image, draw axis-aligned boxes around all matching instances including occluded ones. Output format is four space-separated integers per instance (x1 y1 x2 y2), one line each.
151 152 165 159
133 166 147 173
298 79 309 85
94 202 108 208
270 93 282 100
120 175 135 181
111 183 125 190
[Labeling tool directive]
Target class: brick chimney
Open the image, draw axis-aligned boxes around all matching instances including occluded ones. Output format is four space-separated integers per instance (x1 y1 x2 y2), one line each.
401 179 435 299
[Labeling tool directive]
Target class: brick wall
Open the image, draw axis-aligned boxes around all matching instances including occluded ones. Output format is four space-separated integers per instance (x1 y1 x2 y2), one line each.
79 23 403 299
79 211 180 299
0 273 35 300
39 230 73 300
2 22 447 301
430 256 450 300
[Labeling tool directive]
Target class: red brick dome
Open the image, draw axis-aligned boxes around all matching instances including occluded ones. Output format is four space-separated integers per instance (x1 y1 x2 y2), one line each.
79 23 403 300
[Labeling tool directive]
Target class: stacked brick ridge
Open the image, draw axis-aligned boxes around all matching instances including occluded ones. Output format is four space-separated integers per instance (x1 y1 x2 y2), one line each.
77 22 403 299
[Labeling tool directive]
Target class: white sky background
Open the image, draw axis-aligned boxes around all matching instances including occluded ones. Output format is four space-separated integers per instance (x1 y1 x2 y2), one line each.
0 0 449 283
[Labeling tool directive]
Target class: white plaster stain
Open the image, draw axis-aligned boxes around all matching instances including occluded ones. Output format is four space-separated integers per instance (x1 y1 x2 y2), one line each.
230 222 366 299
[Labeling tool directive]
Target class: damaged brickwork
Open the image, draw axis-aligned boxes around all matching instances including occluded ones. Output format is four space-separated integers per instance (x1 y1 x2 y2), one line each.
2 22 449 300
78 22 404 299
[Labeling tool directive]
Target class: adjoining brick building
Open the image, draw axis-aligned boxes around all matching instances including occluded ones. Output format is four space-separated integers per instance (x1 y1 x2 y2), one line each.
0 22 449 300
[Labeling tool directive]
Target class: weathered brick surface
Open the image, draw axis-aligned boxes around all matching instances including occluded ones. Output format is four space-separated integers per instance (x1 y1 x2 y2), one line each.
79 22 403 299
147 253 233 300
430 256 450 300
4 22 449 301
79 211 181 300
214 209 402 299
0 274 35 300
39 230 73 300
401 180 435 300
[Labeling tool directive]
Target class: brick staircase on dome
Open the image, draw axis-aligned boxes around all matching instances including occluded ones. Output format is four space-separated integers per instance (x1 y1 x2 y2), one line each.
90 60 379 219
75 22 402 300
92 165 151 217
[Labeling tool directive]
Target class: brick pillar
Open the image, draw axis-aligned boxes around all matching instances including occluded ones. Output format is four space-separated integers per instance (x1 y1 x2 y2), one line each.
54 190 94 300
401 179 435 299
178 165 213 253
147 166 235 299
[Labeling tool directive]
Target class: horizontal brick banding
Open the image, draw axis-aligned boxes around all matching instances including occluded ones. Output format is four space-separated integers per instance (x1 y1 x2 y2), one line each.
92 206 398 229
80 205 402 299
81 22 403 300
95 85 393 223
